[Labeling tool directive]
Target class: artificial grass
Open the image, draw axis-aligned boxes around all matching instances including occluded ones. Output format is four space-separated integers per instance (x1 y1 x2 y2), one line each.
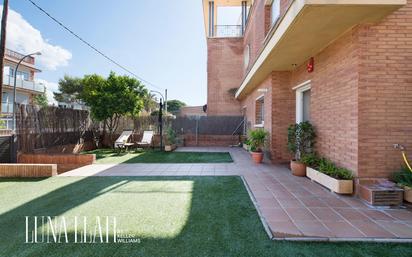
83 149 233 164
0 177 411 257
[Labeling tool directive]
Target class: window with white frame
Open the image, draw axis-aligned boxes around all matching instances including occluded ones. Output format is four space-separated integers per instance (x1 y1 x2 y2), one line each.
255 95 264 127
271 0 280 25
294 81 311 123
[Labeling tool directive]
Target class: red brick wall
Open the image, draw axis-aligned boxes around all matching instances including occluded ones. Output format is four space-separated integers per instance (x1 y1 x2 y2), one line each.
271 71 294 163
243 0 267 74
356 0 412 178
207 38 243 116
183 134 242 147
290 30 360 175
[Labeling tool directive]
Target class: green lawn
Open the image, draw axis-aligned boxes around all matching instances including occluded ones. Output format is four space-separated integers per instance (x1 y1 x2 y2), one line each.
83 149 233 164
0 177 411 257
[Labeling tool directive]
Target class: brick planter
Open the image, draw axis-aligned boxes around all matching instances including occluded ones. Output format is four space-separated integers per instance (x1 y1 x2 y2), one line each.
18 153 95 174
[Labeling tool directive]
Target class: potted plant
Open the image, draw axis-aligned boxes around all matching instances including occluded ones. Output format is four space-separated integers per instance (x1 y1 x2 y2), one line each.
304 155 354 194
243 138 251 151
287 121 316 176
392 167 412 203
248 129 268 164
165 128 177 152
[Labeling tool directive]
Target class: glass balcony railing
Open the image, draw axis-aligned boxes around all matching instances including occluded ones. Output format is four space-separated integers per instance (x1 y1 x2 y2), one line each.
1 102 13 113
213 25 243 38
2 75 45 93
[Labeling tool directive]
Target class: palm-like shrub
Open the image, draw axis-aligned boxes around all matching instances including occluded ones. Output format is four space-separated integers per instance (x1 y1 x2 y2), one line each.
287 121 316 161
248 129 268 152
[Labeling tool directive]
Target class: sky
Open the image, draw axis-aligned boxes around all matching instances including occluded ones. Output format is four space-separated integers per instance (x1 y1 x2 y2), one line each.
3 0 208 106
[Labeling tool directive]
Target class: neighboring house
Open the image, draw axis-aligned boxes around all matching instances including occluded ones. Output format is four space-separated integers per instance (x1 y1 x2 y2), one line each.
2 49 45 130
202 0 412 179
179 106 207 117
57 101 88 111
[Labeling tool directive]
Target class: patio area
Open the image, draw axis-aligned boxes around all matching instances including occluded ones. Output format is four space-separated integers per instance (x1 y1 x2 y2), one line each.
62 147 412 242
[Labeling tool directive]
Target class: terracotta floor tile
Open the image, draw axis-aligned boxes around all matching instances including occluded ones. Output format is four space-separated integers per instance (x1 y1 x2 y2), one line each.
277 199 304 208
334 208 370 221
269 220 303 238
284 207 317 221
376 221 412 238
262 208 291 222
384 209 412 221
323 221 365 238
360 209 395 221
309 207 344 221
301 197 328 207
350 220 395 238
322 197 351 208
256 198 281 208
294 220 333 238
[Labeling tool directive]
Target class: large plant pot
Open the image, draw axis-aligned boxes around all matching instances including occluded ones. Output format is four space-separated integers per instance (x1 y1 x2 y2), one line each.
165 144 177 152
251 152 264 164
306 167 353 194
290 160 306 177
404 186 412 203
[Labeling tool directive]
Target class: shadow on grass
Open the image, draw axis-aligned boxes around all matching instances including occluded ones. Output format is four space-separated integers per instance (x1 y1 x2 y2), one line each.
0 175 411 257
84 149 234 164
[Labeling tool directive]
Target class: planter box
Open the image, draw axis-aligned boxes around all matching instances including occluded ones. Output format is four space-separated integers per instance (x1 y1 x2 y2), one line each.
306 167 353 194
165 144 177 152
404 186 412 203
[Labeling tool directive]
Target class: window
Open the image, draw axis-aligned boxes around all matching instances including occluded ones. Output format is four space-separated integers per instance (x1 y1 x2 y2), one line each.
4 66 14 77
244 44 250 69
294 81 311 123
271 0 280 25
255 95 264 127
16 71 29 81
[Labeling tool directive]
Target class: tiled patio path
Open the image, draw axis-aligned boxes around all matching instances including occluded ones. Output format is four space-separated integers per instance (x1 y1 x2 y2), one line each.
61 147 412 241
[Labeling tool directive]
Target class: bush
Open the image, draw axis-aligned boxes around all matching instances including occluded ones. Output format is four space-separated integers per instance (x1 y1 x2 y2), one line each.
248 129 268 152
392 167 412 187
166 127 176 145
317 157 353 180
287 121 316 161
301 153 320 168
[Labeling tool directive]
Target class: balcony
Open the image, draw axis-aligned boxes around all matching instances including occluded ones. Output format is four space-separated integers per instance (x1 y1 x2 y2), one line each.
235 0 406 99
1 102 13 114
3 75 45 93
214 25 243 37
203 0 252 38
5 49 35 65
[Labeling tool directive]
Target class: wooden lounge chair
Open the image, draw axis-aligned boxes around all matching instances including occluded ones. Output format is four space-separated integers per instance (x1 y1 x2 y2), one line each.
136 131 154 149
114 130 134 152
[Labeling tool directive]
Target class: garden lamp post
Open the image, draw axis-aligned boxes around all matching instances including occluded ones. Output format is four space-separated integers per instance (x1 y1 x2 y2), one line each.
150 90 165 151
11 51 41 162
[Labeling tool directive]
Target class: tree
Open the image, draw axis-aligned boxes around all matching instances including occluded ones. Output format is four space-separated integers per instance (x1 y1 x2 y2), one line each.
81 72 147 143
53 75 84 103
166 99 186 114
33 93 48 108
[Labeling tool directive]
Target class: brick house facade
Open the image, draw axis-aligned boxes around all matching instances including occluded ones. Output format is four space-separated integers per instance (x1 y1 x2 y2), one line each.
203 0 411 179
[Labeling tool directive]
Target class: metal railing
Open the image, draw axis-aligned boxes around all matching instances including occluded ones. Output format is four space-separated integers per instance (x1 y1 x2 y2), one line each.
1 102 13 114
213 25 243 38
2 75 45 93
5 49 35 65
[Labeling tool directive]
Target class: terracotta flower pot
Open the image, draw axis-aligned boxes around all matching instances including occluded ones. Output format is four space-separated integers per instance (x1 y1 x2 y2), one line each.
290 160 306 177
251 151 264 164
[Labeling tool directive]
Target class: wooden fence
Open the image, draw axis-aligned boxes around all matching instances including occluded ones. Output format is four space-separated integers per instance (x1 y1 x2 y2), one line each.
16 105 93 153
